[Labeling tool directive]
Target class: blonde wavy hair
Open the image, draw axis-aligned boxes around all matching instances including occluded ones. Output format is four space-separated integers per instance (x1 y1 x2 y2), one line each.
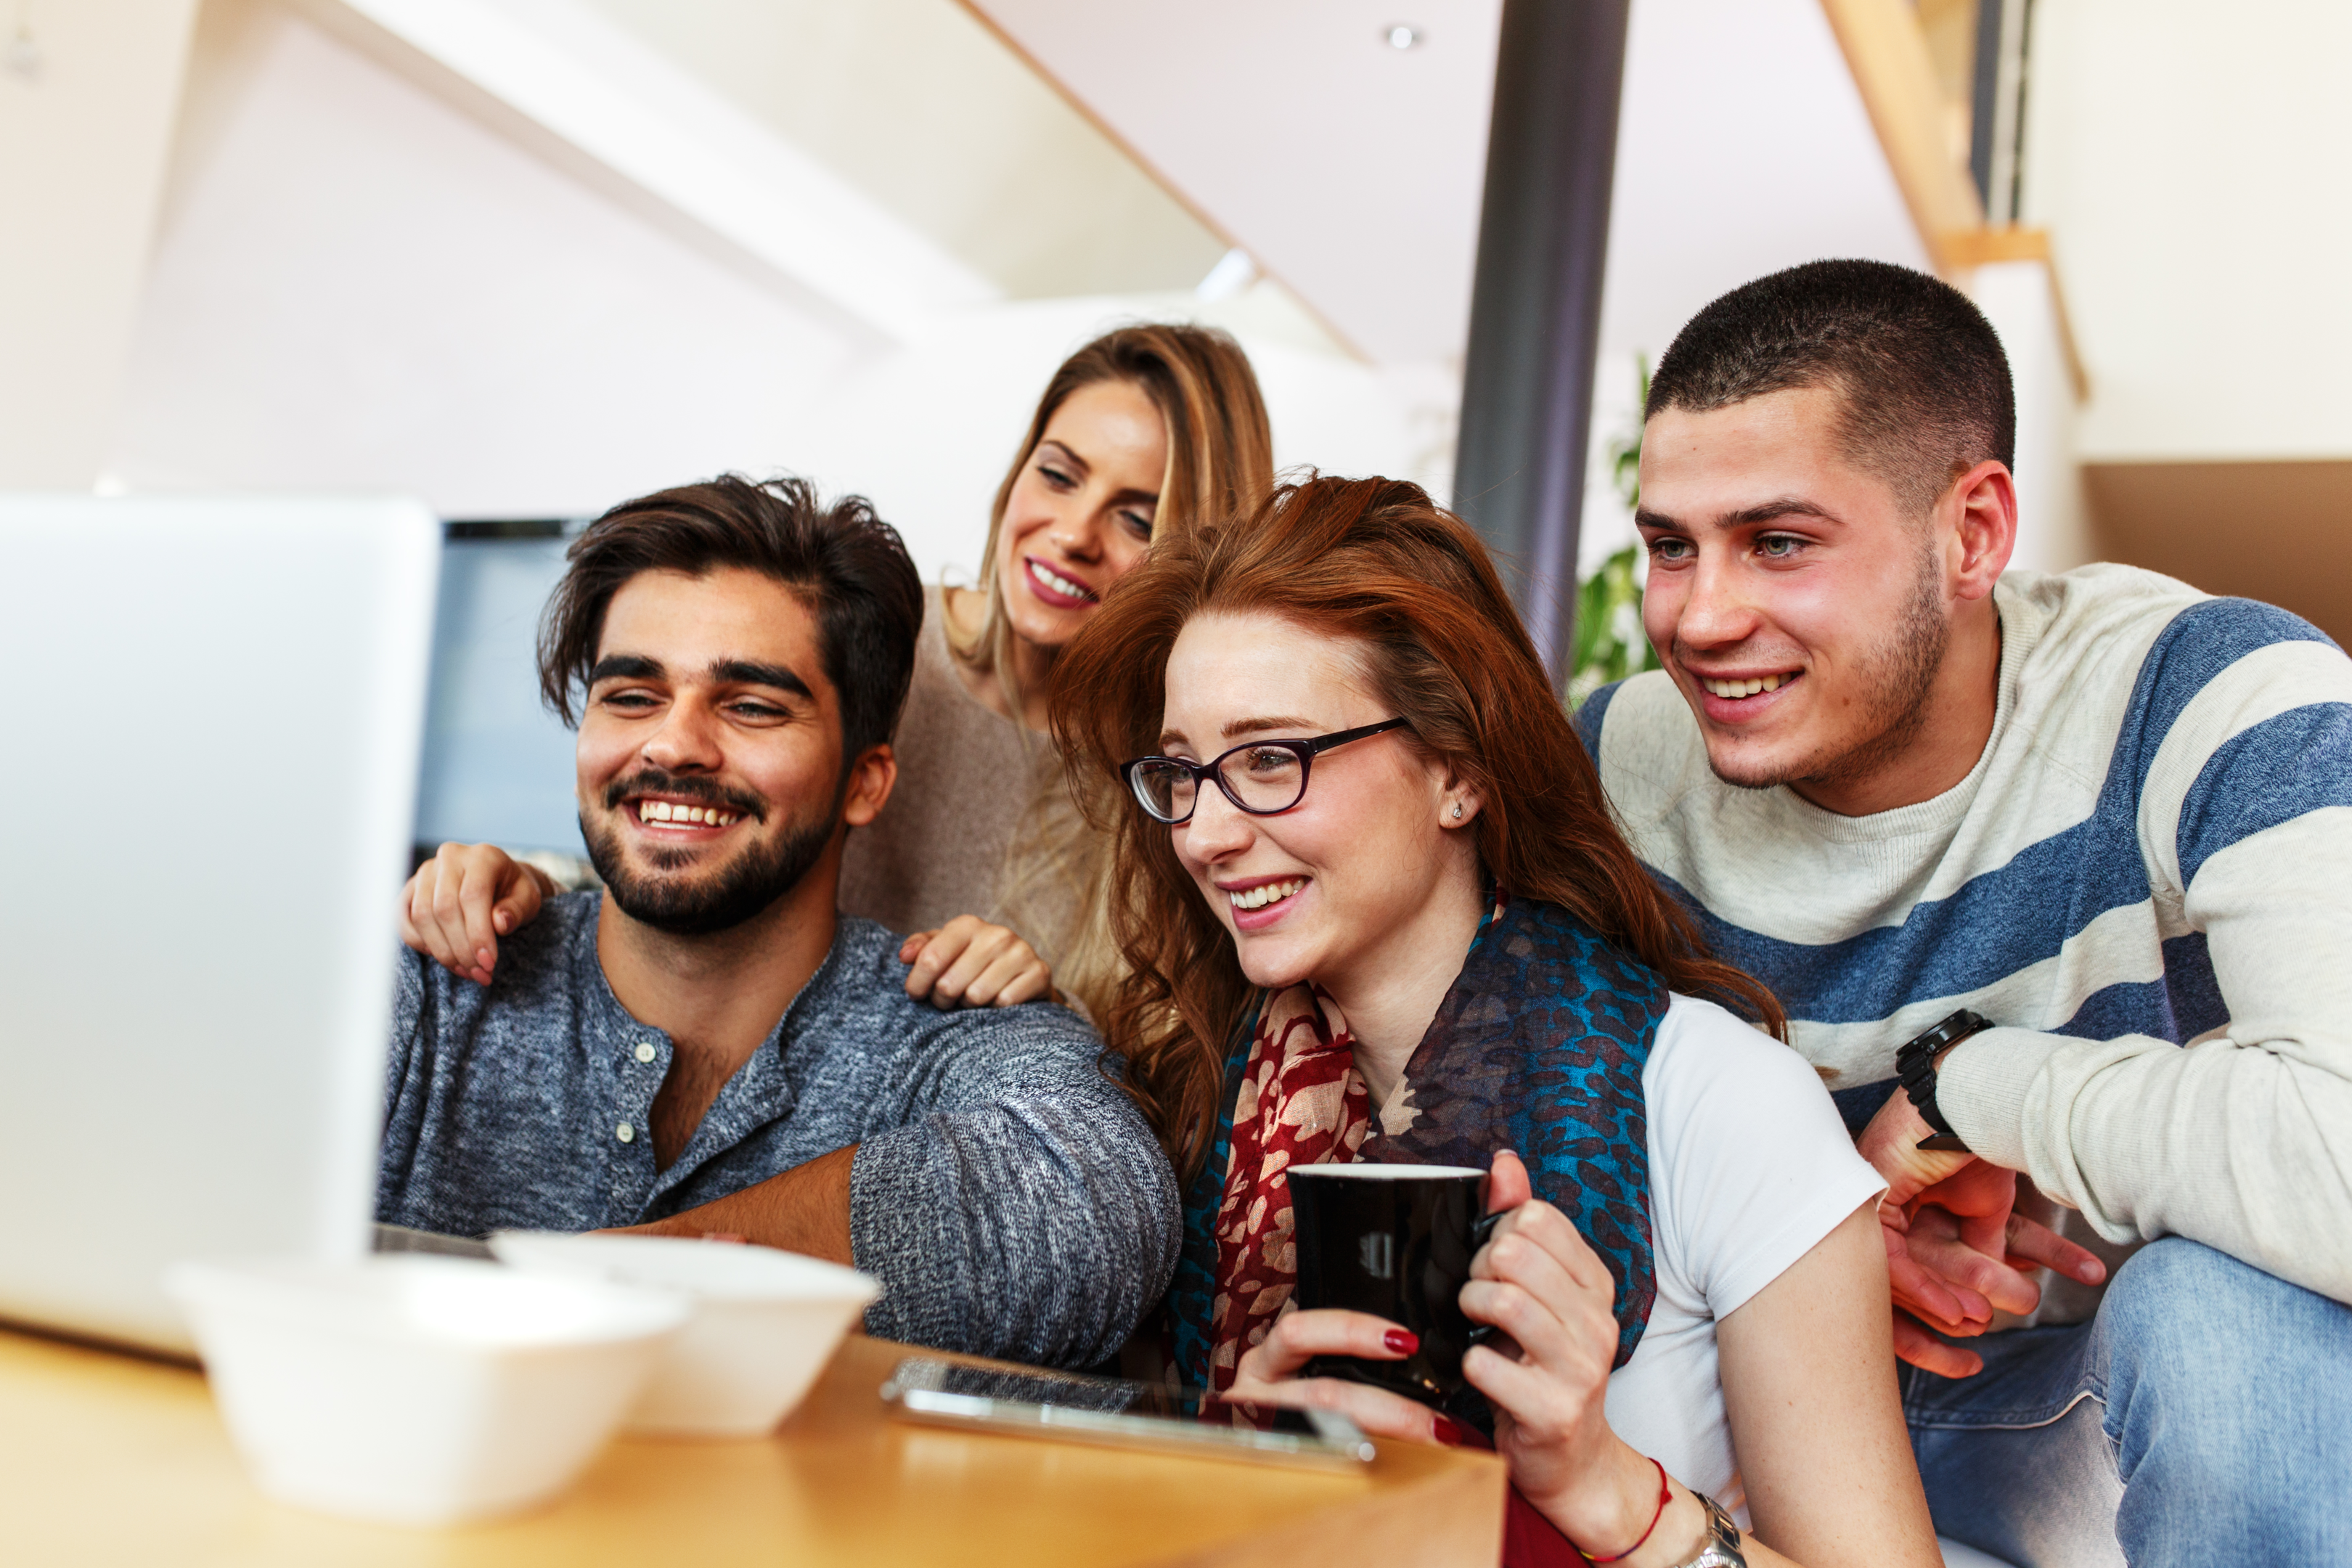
951 324 1274 1021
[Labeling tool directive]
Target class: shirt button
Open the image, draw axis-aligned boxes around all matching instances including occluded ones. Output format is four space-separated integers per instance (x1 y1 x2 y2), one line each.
634 1042 657 1063
616 1122 636 1143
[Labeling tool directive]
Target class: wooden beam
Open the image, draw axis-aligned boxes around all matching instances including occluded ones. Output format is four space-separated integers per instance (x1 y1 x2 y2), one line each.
1817 0 1985 269
1816 2 2088 405
1944 225 2091 401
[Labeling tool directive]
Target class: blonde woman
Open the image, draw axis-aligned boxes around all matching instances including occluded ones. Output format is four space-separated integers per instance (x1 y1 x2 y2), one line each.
402 324 1273 1021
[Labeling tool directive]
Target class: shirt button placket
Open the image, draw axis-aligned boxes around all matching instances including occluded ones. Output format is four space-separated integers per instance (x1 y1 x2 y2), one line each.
610 1035 663 1226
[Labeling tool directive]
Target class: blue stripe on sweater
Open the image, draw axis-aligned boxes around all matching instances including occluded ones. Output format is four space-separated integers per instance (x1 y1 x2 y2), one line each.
1612 600 2339 1033
1823 935 2225 1135
2175 704 2352 885
1575 678 1624 758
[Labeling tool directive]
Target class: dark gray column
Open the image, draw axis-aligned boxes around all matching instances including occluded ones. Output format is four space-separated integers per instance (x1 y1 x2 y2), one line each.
1452 0 1632 683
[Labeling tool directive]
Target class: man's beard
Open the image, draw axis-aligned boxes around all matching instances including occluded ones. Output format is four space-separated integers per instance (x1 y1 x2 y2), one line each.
1690 542 1949 794
580 768 836 936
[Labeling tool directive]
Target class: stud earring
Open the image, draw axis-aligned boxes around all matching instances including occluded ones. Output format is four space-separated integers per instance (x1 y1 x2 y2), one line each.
1451 803 1464 820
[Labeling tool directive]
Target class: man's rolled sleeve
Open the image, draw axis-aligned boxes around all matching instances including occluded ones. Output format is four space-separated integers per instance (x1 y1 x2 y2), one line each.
846 1014 1180 1367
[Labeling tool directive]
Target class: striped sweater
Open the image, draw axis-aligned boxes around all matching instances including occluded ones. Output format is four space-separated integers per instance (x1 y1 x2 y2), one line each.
1577 564 2352 1304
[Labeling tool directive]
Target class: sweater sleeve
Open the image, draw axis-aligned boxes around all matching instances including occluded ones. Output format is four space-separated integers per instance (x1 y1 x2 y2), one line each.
1938 632 2352 1304
846 1006 1182 1367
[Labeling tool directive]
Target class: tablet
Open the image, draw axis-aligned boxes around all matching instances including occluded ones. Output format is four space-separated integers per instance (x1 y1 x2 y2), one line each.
880 1357 1376 1469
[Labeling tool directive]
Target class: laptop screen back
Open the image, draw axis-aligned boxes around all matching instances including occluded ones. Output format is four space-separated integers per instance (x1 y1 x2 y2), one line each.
0 495 439 1353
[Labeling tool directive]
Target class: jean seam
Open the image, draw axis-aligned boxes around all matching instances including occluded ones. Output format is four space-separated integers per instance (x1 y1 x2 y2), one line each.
1904 1385 2104 1433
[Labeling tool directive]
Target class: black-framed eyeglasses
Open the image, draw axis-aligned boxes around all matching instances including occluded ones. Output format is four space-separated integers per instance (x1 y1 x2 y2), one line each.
1120 718 1412 825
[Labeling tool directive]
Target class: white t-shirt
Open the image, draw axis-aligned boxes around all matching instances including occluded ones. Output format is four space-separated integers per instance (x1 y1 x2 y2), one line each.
1599 994 1887 1527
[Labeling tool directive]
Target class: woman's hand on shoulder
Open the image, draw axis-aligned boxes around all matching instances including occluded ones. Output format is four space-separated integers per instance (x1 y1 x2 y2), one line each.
1227 1310 1453 1442
399 843 553 985
897 915 1054 1009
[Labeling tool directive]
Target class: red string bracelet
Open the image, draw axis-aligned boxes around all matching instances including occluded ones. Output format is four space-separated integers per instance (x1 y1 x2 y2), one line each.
1573 1455 1673 1564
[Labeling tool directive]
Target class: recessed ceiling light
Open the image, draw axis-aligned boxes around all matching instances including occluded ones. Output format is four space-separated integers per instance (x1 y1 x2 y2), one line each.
1384 25 1422 50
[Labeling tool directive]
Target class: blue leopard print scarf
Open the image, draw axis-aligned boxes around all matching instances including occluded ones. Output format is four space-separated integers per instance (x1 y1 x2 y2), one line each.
1168 895 1667 1391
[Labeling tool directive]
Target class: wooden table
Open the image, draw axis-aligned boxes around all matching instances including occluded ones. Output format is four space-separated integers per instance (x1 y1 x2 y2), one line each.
0 1326 1504 1567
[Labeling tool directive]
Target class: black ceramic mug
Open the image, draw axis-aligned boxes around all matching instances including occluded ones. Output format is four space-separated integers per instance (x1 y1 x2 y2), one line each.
1288 1163 1503 1431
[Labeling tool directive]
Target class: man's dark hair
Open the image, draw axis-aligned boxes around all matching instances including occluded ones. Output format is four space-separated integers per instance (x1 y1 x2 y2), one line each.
1646 259 2016 515
538 474 922 761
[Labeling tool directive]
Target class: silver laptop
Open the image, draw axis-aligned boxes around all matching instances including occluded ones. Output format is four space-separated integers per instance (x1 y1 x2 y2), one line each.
0 494 440 1354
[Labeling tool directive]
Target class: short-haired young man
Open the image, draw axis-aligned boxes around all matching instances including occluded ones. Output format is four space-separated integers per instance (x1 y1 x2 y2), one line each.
1577 261 2352 1562
376 475 1180 1369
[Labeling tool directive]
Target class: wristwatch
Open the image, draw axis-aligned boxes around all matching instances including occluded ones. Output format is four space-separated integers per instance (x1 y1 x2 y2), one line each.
1673 1490 1747 1568
1895 1008 1993 1153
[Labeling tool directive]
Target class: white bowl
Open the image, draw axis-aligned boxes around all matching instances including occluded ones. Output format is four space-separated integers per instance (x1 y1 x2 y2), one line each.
167 1255 688 1524
489 1232 881 1437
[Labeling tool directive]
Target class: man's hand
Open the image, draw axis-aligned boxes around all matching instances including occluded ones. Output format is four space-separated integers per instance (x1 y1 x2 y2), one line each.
1857 1087 2106 1378
1855 1084 1977 1209
400 842 555 985
898 916 1053 1009
622 1144 856 1263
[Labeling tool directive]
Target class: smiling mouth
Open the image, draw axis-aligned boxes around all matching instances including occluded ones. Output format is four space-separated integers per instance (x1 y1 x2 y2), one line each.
1700 672 1799 698
1227 877 1306 911
630 799 743 828
1025 556 1097 604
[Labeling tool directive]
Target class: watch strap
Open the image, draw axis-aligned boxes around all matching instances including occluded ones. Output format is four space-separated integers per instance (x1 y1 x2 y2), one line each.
1673 1490 1747 1568
1895 1008 1992 1151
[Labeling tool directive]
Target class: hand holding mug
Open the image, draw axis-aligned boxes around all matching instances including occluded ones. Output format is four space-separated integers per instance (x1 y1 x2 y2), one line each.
1460 1151 1661 1547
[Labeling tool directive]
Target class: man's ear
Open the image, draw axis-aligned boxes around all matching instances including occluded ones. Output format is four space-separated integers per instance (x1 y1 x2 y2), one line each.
1947 460 2017 603
841 743 897 828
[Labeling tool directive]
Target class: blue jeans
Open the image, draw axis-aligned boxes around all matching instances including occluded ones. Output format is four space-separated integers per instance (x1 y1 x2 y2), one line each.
1901 1238 2352 1567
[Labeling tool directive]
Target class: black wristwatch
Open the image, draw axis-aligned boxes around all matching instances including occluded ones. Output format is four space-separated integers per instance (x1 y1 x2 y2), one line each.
1895 1008 1993 1153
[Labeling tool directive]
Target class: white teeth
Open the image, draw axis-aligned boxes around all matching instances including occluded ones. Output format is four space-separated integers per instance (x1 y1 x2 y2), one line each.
1028 558 1093 602
1703 674 1790 698
1228 878 1305 911
640 801 736 826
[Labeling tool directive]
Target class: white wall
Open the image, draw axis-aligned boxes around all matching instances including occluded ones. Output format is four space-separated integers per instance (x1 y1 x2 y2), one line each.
110 0 868 517
1972 259 2089 573
0 0 197 486
102 0 1442 585
2023 0 2352 462
1577 0 1935 575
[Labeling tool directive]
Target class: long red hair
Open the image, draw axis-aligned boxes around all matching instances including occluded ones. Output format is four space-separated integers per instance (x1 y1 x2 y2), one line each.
1051 475 1787 1176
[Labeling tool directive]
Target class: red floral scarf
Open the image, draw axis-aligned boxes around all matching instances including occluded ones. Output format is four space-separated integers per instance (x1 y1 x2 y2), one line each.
1204 982 1373 1390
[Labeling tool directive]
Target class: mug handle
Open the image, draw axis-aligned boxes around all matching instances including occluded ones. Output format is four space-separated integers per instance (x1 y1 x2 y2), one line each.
1464 1209 1508 1349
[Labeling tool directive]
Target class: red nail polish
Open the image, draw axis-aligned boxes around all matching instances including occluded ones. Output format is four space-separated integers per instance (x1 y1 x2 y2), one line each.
1383 1328 1418 1355
1431 1413 1466 1445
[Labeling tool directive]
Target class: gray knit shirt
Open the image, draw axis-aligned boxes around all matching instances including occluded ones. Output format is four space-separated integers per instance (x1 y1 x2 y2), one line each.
375 892 1180 1367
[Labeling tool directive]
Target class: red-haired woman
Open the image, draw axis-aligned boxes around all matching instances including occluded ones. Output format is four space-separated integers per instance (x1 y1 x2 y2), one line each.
1053 476 1938 1568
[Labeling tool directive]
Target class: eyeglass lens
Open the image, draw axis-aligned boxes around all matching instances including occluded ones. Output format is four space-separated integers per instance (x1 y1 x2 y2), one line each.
1132 744 1307 822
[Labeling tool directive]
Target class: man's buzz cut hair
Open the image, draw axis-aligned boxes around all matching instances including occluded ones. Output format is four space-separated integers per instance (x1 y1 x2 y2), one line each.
1645 258 2017 516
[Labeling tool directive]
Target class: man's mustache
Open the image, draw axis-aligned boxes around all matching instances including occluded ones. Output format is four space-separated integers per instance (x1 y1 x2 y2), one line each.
600 769 766 822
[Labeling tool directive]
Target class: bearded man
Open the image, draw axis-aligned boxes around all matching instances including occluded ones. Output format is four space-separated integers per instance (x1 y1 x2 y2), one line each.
1577 261 2352 1564
375 475 1178 1370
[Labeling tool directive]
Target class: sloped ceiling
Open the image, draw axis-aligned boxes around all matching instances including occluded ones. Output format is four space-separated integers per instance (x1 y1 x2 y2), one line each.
966 0 1501 363
577 0 1231 299
966 0 1929 369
